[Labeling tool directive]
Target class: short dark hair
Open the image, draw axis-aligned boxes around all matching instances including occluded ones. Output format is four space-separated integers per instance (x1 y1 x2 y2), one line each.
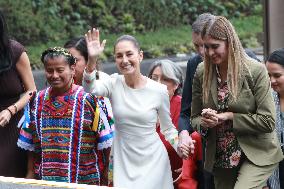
64 37 88 62
267 48 284 67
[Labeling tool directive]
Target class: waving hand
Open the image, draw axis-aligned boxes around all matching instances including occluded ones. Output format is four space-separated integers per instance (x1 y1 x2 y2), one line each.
85 28 106 72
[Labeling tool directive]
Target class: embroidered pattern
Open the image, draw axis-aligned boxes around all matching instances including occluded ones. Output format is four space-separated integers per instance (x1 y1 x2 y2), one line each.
17 85 114 184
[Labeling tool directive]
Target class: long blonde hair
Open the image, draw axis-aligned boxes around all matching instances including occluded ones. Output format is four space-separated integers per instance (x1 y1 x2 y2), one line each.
201 16 249 103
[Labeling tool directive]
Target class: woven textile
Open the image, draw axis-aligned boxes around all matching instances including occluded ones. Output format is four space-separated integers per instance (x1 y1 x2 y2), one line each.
18 85 114 185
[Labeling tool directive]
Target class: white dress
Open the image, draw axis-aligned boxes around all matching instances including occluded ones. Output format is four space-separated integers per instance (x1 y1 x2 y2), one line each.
83 72 179 189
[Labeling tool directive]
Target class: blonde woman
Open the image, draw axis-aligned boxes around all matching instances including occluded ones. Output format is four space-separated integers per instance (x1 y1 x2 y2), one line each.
191 16 283 189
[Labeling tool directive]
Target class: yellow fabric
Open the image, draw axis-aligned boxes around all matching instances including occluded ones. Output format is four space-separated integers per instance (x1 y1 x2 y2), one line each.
92 101 100 132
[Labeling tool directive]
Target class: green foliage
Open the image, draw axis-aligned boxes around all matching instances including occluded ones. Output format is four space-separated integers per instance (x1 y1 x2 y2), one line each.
0 0 262 68
1 0 262 46
119 14 136 34
231 16 262 47
26 15 262 69
180 0 262 24
231 16 262 48
144 46 164 59
0 0 42 45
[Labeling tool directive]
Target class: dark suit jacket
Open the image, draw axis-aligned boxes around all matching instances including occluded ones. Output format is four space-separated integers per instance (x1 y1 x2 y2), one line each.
178 49 260 132
178 55 202 132
191 60 283 171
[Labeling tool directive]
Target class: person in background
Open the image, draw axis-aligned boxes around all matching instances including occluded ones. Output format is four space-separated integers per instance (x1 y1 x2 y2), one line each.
82 29 193 189
0 10 36 178
17 47 114 185
179 13 216 189
179 13 261 189
64 37 110 85
148 59 202 189
64 36 114 130
266 48 284 189
148 59 183 187
148 59 184 128
191 15 283 189
179 13 215 134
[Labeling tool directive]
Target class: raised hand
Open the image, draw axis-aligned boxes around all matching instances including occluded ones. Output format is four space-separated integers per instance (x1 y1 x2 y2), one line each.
84 28 106 73
85 28 106 59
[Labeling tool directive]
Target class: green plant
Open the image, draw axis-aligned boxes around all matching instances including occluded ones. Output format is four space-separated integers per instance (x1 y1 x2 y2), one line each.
144 46 164 59
119 14 136 34
25 14 262 68
1 0 262 46
242 36 260 48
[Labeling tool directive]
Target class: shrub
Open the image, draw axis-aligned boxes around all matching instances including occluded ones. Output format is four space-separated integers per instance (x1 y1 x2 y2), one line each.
0 0 42 45
0 0 262 68
1 0 262 45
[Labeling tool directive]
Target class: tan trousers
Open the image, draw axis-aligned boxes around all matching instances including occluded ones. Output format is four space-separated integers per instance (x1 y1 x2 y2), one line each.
213 160 278 189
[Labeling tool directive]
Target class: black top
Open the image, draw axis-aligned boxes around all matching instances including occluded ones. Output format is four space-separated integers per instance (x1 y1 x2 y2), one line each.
0 40 27 177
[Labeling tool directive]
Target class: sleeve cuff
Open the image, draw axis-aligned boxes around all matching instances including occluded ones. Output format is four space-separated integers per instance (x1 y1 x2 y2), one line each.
83 68 97 81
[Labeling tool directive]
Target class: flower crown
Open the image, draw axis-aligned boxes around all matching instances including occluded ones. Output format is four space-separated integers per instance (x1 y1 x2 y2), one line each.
41 47 76 65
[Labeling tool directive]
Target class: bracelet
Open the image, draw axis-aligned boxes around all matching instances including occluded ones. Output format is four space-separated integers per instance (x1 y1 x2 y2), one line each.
85 66 97 74
13 103 18 113
6 108 13 117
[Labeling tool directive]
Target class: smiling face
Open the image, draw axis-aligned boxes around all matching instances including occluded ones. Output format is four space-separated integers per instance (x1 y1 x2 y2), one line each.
44 56 75 94
266 61 284 94
114 40 143 76
68 47 86 85
151 66 178 98
203 35 228 66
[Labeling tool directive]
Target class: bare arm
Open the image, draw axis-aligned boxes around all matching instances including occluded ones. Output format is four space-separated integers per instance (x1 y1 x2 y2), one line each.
15 52 36 110
0 52 36 127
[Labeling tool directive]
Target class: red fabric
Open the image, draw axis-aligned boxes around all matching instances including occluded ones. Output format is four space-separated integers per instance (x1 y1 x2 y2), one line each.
170 95 182 128
177 132 202 189
157 95 182 188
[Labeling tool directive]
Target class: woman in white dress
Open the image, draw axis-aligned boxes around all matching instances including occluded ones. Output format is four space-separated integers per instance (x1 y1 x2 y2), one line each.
82 28 194 189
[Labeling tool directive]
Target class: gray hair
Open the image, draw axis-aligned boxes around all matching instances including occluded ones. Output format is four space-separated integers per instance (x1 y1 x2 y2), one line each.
192 13 215 34
148 59 183 95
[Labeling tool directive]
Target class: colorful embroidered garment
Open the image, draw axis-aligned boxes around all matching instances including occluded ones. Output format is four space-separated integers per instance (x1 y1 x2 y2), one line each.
214 68 242 168
18 85 114 185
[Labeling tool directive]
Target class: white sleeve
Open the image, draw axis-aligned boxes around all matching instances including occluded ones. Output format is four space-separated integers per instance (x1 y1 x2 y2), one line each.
82 69 113 97
158 86 179 151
